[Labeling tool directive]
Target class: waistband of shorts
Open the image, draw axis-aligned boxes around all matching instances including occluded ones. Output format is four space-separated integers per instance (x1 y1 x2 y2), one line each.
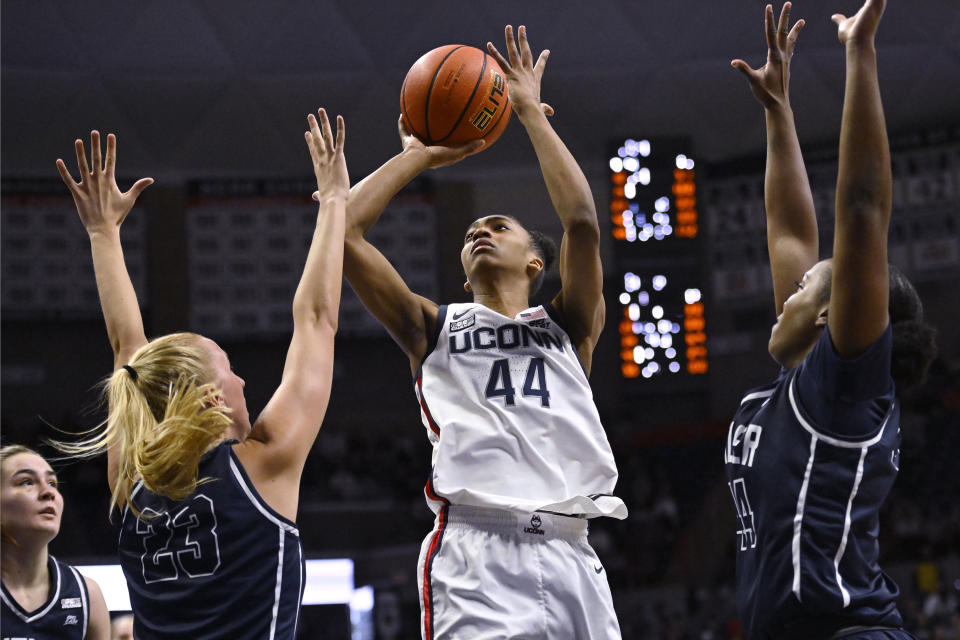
443 505 588 540
776 616 906 640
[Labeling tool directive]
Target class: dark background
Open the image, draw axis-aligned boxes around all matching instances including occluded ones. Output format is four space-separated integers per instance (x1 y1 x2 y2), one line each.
3 2 959 638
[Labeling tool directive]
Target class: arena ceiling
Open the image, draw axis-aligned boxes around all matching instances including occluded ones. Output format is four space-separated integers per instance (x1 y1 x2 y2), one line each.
3 1 959 183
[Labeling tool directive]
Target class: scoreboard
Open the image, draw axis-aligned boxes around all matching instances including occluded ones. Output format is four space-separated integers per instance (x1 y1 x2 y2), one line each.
608 138 708 382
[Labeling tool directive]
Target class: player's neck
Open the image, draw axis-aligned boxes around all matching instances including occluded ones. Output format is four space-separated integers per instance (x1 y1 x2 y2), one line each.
0 542 49 591
471 286 532 319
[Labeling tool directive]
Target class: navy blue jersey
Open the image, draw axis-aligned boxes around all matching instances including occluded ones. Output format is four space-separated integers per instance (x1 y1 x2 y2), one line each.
1 556 90 640
725 326 904 639
118 441 305 640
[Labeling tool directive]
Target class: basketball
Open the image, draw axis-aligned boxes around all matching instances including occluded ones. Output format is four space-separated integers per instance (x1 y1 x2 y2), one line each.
400 45 512 148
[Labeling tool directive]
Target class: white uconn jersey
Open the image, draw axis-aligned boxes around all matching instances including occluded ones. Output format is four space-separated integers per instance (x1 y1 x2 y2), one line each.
415 303 626 519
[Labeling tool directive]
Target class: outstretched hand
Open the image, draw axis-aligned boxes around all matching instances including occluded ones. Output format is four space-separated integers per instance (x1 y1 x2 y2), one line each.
731 3 805 110
305 108 349 201
832 0 886 46
56 132 153 235
398 116 485 169
486 25 555 123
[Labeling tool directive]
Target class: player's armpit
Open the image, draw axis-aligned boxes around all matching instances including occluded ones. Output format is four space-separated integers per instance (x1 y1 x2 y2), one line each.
552 221 604 365
344 233 439 371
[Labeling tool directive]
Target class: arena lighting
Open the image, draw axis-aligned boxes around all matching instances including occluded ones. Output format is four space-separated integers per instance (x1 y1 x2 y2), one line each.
611 137 707 381
76 559 365 611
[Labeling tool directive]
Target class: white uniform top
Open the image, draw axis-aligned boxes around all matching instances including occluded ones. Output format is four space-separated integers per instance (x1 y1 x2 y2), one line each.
415 302 627 519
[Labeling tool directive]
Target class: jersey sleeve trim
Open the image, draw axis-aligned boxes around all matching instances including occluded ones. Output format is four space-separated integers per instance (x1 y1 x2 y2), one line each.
227 450 300 536
787 373 893 449
413 305 449 382
739 388 776 406
268 528 285 640
67 564 90 639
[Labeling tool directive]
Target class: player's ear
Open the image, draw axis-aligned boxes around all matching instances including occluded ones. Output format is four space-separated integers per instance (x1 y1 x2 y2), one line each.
464 280 473 294
815 309 828 327
526 255 544 279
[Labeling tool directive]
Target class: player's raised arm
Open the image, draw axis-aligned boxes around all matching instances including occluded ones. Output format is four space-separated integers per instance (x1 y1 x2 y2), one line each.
57 131 153 493
342 119 481 370
235 109 347 520
828 0 891 357
732 3 819 315
57 132 153 369
487 26 604 367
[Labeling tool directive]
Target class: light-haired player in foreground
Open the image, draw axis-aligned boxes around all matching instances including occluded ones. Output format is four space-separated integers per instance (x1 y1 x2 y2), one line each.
342 25 625 640
54 109 348 639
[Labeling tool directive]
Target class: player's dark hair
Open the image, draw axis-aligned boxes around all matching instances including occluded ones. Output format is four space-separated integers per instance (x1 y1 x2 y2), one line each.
527 228 557 297
817 263 937 389
887 265 937 390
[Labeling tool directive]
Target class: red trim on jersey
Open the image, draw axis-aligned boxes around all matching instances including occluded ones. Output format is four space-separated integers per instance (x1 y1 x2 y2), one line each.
417 374 441 435
422 492 449 640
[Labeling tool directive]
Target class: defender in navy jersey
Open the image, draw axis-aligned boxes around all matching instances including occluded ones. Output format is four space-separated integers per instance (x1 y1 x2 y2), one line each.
55 111 349 639
119 442 304 639
726 3 936 638
1 446 110 640
343 25 623 640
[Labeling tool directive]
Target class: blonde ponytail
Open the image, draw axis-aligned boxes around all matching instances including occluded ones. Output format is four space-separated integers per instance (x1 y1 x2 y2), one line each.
56 333 233 516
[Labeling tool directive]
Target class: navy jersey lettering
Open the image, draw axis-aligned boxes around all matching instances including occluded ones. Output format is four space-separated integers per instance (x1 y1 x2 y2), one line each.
725 326 903 639
119 442 305 640
1 556 89 640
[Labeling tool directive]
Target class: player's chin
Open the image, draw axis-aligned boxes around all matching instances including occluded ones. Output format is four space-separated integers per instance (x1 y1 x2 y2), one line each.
767 323 795 367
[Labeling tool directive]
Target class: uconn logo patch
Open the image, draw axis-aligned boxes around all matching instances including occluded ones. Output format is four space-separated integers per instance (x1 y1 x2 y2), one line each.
523 514 545 535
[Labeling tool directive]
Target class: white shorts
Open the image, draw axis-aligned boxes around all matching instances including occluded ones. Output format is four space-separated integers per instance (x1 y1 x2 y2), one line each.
417 505 621 640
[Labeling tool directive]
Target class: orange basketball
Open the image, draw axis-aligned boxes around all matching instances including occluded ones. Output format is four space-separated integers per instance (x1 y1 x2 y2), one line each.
400 45 511 149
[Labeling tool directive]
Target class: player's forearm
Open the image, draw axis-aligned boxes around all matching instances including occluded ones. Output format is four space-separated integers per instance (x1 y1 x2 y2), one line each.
520 111 599 231
764 105 818 245
346 148 429 237
835 43 891 221
292 196 346 331
87 229 147 363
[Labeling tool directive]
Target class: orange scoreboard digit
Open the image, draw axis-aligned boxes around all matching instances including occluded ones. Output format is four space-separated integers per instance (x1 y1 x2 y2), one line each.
609 138 707 381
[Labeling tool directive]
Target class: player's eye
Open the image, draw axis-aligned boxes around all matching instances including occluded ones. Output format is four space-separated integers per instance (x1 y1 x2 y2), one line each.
465 231 474 242
18 478 33 486
794 280 804 291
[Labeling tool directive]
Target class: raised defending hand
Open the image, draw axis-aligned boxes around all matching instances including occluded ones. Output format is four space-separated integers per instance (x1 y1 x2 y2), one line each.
397 116 485 169
486 25 555 123
56 132 153 235
832 0 886 46
305 108 349 202
731 3 805 110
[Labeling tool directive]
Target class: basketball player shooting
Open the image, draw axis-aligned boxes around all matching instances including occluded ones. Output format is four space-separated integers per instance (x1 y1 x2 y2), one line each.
342 25 626 640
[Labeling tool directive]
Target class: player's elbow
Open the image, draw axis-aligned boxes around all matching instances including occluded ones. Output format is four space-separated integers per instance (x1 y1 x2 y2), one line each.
836 187 891 224
291 297 339 334
563 213 601 241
